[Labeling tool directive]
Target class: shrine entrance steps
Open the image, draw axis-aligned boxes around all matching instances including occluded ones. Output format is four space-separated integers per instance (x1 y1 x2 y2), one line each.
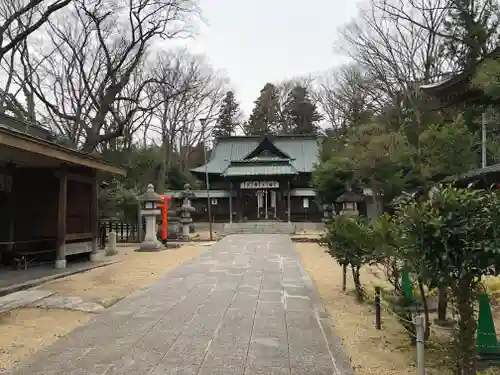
223 221 295 234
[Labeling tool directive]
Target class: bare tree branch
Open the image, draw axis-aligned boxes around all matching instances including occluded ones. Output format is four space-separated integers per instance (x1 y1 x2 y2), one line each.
0 0 71 60
20 0 199 151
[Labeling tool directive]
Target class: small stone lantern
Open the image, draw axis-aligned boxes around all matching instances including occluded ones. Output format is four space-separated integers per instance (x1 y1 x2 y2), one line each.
137 183 163 251
336 190 365 216
178 183 196 236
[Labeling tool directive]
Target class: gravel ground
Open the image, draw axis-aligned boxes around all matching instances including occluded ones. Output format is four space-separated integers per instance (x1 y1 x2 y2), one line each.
0 244 206 371
296 242 417 375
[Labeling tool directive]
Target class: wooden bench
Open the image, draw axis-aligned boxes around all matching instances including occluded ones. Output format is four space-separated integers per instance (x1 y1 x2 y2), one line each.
0 238 56 270
12 248 56 270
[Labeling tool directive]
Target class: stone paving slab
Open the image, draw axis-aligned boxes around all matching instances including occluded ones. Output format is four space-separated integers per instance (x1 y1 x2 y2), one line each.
0 290 55 314
0 289 106 314
31 295 105 313
9 234 354 375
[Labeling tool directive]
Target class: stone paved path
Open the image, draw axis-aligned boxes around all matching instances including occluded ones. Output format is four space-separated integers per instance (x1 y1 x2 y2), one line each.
10 234 353 375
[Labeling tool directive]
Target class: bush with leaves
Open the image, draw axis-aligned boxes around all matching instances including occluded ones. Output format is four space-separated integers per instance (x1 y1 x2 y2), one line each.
321 215 376 300
394 185 500 375
99 181 140 223
371 213 404 294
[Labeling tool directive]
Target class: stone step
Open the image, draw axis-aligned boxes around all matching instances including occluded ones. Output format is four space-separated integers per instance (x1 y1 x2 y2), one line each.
223 222 296 235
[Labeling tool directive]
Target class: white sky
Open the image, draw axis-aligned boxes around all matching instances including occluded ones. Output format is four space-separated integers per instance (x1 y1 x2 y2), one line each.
182 0 362 116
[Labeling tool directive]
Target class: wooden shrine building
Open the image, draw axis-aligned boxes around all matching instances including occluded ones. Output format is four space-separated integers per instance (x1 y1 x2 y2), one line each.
0 114 126 270
168 134 322 223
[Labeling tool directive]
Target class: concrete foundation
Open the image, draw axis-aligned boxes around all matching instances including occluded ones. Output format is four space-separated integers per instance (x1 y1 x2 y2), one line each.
137 240 163 252
54 259 67 269
90 252 102 261
223 221 294 234
195 221 325 235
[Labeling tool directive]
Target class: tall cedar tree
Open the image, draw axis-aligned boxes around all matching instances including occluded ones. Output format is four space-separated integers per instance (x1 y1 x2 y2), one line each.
213 91 240 138
245 83 280 135
443 0 500 68
282 85 322 134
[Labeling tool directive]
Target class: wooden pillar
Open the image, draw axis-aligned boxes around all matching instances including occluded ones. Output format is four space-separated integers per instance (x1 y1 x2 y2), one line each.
6 164 15 254
1 164 15 265
287 180 291 223
237 188 242 222
56 166 68 269
229 182 233 224
90 171 99 261
264 190 268 219
272 190 277 219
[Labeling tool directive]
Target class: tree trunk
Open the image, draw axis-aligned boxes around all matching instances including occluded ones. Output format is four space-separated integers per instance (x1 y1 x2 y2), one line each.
352 266 363 301
157 139 168 193
370 177 383 217
81 130 100 153
342 264 347 292
438 287 447 322
454 278 477 375
417 277 430 341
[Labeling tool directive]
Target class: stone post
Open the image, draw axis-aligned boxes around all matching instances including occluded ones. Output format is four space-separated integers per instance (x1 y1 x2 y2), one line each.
106 232 117 256
137 184 163 252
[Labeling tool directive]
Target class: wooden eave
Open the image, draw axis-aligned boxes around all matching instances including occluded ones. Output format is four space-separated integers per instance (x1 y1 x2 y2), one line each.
0 125 126 176
420 47 500 106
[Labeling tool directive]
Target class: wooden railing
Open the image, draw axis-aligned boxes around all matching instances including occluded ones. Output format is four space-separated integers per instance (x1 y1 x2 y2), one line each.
98 219 142 247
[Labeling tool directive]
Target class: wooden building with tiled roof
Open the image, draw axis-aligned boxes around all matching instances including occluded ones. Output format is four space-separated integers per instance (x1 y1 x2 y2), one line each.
167 134 322 223
0 114 126 270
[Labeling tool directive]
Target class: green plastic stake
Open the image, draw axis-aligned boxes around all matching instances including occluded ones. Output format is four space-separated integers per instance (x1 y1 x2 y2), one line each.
402 268 414 302
477 292 499 354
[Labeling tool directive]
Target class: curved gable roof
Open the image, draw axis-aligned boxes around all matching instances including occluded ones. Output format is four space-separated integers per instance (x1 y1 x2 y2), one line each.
191 134 319 175
242 135 291 160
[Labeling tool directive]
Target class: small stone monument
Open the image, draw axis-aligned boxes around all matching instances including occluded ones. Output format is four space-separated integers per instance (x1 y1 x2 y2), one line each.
167 206 181 239
137 183 164 251
178 183 196 237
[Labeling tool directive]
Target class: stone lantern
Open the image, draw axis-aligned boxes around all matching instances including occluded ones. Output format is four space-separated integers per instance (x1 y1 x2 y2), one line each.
178 183 196 236
137 183 163 251
336 189 365 216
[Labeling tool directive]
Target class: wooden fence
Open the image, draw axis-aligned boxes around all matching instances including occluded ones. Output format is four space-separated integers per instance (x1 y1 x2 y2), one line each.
98 219 143 247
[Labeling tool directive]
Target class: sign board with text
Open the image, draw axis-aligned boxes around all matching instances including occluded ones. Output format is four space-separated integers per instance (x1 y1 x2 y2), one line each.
240 181 279 189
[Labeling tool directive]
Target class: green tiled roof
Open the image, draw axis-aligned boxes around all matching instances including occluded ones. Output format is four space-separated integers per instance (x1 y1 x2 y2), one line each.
191 134 319 175
223 160 298 177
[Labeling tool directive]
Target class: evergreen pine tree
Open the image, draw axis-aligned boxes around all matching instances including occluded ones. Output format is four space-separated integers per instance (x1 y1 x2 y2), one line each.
282 85 322 134
213 91 240 138
244 83 280 135
442 0 499 68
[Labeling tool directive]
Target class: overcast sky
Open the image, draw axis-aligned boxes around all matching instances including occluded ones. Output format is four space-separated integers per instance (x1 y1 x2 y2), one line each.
183 0 362 115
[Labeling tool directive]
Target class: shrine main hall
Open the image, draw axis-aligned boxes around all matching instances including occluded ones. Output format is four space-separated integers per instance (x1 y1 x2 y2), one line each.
168 134 322 223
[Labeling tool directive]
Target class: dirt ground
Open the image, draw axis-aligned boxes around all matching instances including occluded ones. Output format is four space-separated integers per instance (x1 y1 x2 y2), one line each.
296 242 417 375
0 244 206 371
